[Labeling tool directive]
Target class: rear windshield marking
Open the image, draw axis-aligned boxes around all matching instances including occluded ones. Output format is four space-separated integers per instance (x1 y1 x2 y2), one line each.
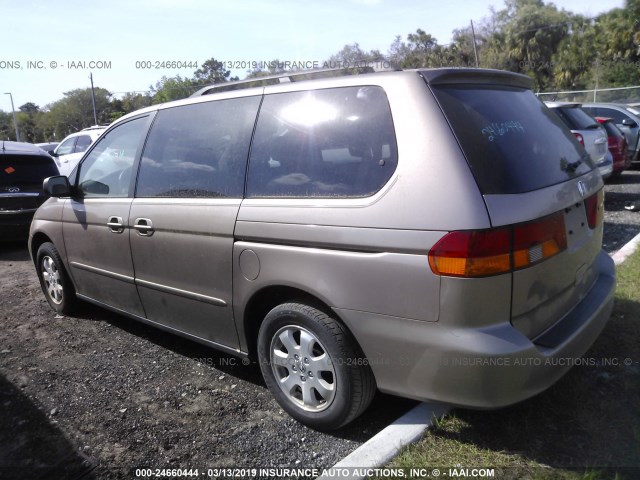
482 120 525 142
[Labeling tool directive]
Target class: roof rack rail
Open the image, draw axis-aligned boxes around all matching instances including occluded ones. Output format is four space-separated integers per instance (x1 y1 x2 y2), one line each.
190 65 396 97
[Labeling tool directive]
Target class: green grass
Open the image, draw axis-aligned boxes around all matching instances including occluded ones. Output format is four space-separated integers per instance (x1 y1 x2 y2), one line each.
378 250 640 480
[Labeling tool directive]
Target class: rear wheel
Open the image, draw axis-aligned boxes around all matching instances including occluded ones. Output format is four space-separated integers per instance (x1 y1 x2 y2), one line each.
257 302 375 430
36 242 77 315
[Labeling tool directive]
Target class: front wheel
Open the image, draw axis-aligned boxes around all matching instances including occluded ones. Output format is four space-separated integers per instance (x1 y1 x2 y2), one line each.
257 302 375 430
36 242 78 315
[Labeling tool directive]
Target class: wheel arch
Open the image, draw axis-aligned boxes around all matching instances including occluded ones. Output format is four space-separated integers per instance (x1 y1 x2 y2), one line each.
241 285 366 360
30 232 53 265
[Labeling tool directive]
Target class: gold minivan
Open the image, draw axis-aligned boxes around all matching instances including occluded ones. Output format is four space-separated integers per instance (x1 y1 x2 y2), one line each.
30 68 615 430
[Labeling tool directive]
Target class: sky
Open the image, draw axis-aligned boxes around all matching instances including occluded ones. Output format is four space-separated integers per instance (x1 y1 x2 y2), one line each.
0 0 625 111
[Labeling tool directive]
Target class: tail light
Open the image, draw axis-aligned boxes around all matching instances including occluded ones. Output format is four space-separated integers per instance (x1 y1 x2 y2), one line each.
429 212 568 278
427 228 511 277
513 212 567 269
573 133 584 145
584 189 604 229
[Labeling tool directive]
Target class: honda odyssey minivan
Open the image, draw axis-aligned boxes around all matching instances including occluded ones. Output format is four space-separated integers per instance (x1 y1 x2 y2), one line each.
29 68 615 430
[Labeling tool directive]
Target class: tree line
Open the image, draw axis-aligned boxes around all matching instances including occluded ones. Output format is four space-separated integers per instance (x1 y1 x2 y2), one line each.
1 0 638 143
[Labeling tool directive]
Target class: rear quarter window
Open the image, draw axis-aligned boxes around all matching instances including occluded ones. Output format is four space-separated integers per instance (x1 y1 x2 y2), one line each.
431 86 594 194
246 86 398 198
74 135 93 153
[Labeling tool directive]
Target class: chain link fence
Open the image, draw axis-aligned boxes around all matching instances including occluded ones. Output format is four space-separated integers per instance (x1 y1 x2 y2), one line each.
538 85 640 105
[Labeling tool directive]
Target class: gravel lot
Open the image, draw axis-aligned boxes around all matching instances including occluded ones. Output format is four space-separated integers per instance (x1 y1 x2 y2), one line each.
601 170 640 254
1 169 639 480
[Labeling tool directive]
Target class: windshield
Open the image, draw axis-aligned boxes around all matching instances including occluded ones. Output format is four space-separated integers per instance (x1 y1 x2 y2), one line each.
431 85 594 195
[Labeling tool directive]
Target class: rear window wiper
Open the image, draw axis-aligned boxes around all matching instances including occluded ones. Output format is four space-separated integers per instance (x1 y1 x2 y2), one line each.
562 156 585 173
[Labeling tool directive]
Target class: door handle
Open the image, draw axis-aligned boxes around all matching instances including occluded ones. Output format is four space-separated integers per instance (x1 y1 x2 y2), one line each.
107 216 124 233
133 218 154 236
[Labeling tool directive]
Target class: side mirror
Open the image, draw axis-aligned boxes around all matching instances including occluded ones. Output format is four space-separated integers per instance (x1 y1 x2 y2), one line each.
48 150 58 157
621 118 638 127
79 180 109 195
43 176 71 197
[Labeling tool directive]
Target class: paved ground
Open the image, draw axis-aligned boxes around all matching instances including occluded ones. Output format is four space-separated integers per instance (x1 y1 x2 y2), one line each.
1 169 638 480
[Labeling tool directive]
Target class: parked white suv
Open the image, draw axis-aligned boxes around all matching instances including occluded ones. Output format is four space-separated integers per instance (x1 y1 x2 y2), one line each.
49 126 107 176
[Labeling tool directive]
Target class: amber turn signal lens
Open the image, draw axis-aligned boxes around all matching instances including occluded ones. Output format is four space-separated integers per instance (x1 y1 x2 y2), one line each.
429 211 570 278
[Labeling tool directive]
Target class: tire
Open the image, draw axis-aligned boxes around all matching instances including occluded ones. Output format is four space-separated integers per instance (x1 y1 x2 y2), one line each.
36 242 78 315
257 302 376 430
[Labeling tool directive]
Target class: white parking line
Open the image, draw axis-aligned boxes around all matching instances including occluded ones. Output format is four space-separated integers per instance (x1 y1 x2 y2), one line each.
319 230 640 480
612 231 640 265
316 402 450 480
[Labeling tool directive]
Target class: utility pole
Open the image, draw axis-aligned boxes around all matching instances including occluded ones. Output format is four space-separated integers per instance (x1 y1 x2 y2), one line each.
593 56 599 102
470 20 480 68
89 73 98 125
3 92 20 142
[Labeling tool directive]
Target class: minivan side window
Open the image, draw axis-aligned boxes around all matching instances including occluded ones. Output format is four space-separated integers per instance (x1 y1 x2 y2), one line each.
77 117 147 197
246 86 398 198
136 96 261 198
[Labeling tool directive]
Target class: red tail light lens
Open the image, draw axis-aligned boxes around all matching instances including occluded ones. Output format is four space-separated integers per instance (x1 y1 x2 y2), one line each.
429 213 569 278
573 133 584 145
428 228 511 277
584 189 604 229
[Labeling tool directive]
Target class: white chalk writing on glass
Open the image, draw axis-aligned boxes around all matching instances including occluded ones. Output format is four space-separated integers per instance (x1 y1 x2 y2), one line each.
481 121 525 142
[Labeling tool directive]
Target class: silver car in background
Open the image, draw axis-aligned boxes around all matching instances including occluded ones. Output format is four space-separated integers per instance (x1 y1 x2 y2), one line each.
545 102 611 178
29 68 615 430
582 103 640 164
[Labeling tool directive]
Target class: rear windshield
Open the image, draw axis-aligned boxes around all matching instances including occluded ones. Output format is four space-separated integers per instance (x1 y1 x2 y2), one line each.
430 85 594 195
601 121 624 139
1 154 58 186
552 106 600 130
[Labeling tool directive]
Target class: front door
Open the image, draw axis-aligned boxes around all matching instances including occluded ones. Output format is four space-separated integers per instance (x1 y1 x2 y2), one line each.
63 115 151 316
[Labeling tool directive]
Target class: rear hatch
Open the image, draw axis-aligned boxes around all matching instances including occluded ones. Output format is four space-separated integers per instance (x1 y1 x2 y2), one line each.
423 69 605 340
1 153 58 214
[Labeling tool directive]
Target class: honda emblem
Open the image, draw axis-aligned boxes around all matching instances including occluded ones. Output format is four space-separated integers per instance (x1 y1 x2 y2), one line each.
577 180 587 198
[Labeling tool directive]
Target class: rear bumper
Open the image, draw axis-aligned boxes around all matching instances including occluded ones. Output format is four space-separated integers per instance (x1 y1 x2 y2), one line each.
336 250 615 408
0 210 36 240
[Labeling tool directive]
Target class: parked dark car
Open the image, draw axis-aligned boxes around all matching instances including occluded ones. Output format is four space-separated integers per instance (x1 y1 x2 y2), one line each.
596 117 630 176
1 141 59 240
